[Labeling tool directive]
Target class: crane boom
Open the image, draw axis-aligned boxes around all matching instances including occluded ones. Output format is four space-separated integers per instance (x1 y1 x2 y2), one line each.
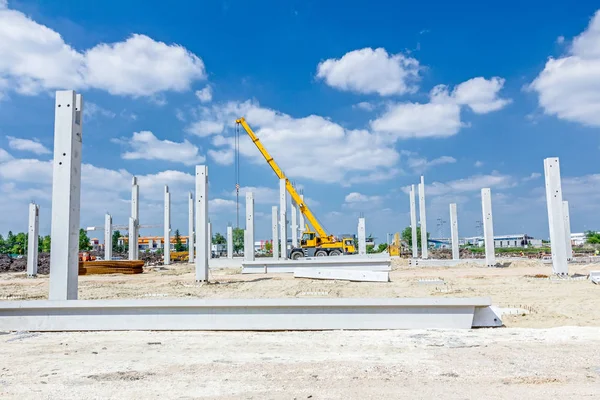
235 117 333 242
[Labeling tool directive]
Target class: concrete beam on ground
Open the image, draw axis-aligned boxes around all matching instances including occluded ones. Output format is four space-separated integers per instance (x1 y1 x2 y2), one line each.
226 226 233 259
104 213 112 262
49 90 83 301
0 298 498 330
418 176 428 259
294 268 389 282
27 202 39 277
481 188 496 267
279 178 288 259
242 257 391 274
410 184 418 258
358 217 367 255
563 200 573 261
410 258 487 267
195 165 209 282
272 205 279 259
164 186 171 265
129 177 139 261
245 192 255 262
450 203 459 260
188 192 194 263
544 157 568 275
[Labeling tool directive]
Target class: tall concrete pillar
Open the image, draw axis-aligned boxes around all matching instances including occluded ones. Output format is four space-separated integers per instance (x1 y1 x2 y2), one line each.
207 222 212 259
418 176 428 259
544 158 568 275
298 194 305 239
280 179 288 259
49 90 83 301
164 185 171 265
449 203 459 260
104 213 112 262
563 200 573 261
272 205 279 259
481 188 496 267
245 192 255 261
129 177 139 261
195 165 209 282
409 184 418 258
27 202 39 277
291 198 298 247
226 226 233 259
358 217 367 255
188 192 195 263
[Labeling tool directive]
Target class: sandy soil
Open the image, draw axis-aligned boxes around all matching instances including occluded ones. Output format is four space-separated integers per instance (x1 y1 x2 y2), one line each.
1 257 598 328
1 327 599 399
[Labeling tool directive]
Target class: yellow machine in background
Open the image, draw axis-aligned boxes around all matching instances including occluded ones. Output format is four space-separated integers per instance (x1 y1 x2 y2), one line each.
236 117 357 259
388 232 400 256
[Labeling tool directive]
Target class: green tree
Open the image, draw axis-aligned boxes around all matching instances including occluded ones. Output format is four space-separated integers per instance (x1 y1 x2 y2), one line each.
585 230 600 244
0 234 6 254
79 228 92 251
112 230 123 253
213 232 226 245
401 226 429 249
174 229 185 252
377 243 388 253
11 232 27 255
233 228 244 253
366 244 375 254
265 240 273 253
41 235 51 253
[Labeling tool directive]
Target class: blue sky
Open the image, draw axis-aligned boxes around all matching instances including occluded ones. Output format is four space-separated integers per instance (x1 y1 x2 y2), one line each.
1 0 600 242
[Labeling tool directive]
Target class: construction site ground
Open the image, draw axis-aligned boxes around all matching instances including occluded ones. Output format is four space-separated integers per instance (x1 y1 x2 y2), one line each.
2 257 599 399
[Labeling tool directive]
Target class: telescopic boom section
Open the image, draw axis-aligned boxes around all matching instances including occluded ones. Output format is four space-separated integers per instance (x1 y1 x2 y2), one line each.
236 117 333 243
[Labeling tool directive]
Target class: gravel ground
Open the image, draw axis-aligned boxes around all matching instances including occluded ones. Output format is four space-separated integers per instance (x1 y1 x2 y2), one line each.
1 327 599 399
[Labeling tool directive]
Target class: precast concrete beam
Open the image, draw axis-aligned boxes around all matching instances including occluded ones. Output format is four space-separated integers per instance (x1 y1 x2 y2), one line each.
450 203 459 260
279 179 288 259
195 166 209 281
291 198 298 247
294 268 389 283
358 217 367 255
27 202 39 277
164 186 171 265
208 222 212 259
49 90 83 301
563 200 573 260
272 205 279 259
129 177 139 260
418 176 428 259
242 257 391 274
481 188 495 267
298 194 305 238
245 192 255 261
544 158 568 275
409 184 418 258
227 226 233 259
189 192 195 263
104 213 112 262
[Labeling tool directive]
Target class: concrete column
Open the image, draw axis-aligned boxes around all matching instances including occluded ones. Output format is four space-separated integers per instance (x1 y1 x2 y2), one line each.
129 177 139 261
481 188 496 267
27 202 39 277
449 203 459 260
291 198 298 247
164 185 171 265
280 179 288 259
104 213 112 262
49 90 83 301
245 192 255 261
207 222 212 259
298 194 305 239
409 184 418 258
226 226 233 259
563 200 573 261
544 158 568 275
188 192 194 263
418 176 428 259
358 217 367 255
272 205 279 259
195 165 209 282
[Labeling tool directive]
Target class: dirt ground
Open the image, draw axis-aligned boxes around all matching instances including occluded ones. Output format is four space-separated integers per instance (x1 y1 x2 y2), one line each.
1 327 599 399
1 257 599 328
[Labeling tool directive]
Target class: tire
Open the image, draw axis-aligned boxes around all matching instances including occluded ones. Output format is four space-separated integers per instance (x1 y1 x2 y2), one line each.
329 249 342 256
315 250 328 257
290 251 304 260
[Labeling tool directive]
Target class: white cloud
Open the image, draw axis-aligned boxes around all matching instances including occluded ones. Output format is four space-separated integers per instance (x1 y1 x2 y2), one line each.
450 77 511 114
425 172 515 196
116 131 205 166
186 120 224 137
344 192 382 203
406 154 456 173
0 5 205 97
353 101 375 111
209 198 237 212
7 136 50 154
474 161 484 168
316 47 420 96
233 186 279 204
0 1 7 9
195 86 213 103
208 148 234 165
345 168 401 186
84 102 116 120
529 10 600 127
0 158 52 183
522 172 542 182
0 147 12 162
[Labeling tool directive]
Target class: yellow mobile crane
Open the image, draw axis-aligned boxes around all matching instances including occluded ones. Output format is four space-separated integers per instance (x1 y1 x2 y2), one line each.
236 117 357 259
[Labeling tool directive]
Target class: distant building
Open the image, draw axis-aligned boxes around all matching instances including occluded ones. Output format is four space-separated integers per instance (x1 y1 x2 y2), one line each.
464 234 542 248
89 238 101 251
118 235 191 251
571 233 587 246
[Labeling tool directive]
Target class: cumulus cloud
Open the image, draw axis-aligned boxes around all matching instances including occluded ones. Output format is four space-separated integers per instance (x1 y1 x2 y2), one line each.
7 136 50 155
186 120 224 137
0 147 13 162
449 77 511 113
406 154 456 173
0 5 205 97
344 192 382 203
316 47 420 96
402 172 515 196
115 131 205 166
195 86 213 103
529 10 600 126
84 102 116 120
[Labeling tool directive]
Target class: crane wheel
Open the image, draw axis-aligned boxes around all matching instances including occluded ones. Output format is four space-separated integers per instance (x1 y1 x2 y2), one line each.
315 250 328 257
290 251 304 260
329 249 342 256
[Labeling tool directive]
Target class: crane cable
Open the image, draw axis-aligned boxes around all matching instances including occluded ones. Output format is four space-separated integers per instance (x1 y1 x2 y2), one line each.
234 122 240 228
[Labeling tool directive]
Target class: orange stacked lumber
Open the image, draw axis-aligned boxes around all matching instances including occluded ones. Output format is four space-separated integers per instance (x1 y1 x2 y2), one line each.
78 260 145 275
